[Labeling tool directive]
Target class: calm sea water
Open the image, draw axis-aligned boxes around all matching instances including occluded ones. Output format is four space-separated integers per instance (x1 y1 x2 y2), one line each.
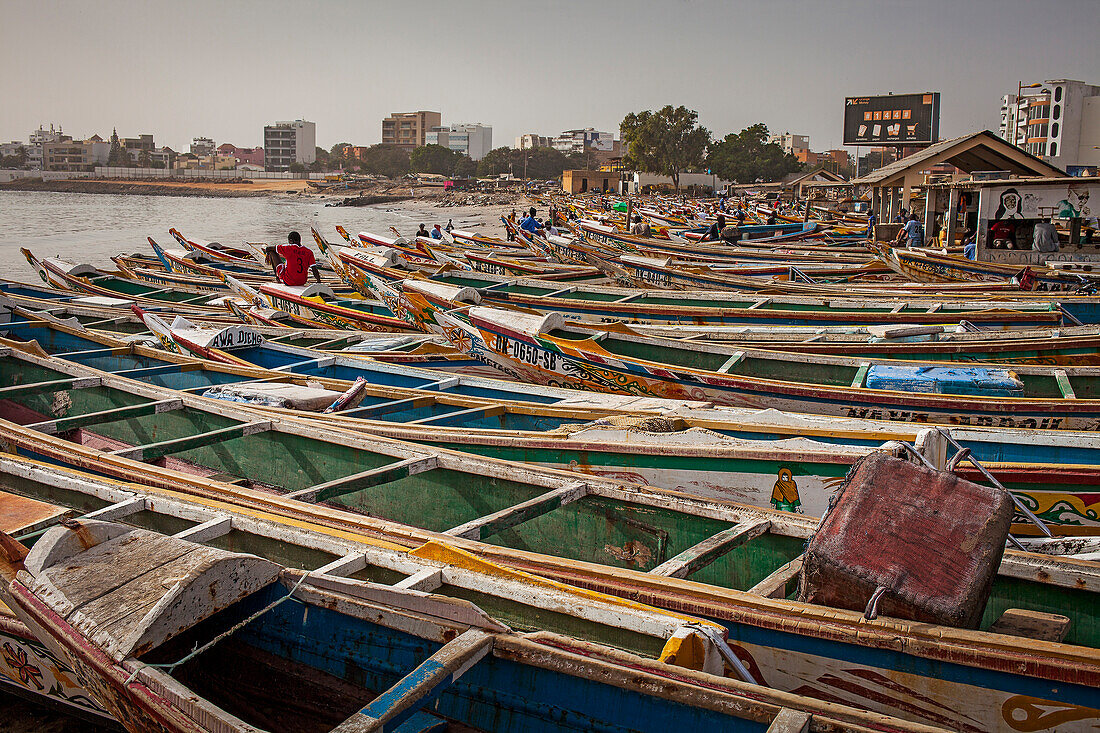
0 191 500 280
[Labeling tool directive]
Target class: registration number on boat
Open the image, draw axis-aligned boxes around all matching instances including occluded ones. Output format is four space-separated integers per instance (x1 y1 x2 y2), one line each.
493 333 558 370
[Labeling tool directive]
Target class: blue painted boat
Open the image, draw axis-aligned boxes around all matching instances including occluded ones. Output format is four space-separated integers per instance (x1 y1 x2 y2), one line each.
0 519 935 733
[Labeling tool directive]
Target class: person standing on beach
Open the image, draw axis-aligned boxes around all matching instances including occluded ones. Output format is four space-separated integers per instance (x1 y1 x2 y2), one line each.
520 207 544 236
445 219 454 232
865 211 877 240
416 224 430 238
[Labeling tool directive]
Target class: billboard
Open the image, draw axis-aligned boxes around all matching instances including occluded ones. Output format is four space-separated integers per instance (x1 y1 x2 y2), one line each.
844 93 940 146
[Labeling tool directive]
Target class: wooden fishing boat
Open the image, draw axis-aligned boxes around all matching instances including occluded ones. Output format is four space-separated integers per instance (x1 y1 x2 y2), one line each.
221 273 414 333
21 248 226 308
332 246 1077 328
449 304 1100 430
168 227 264 266
6 303 1099 530
877 244 1100 292
0 360 1094 731
352 271 1100 429
0 457 965 733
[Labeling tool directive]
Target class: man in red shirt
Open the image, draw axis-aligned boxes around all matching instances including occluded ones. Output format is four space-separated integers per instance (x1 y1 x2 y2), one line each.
270 231 318 286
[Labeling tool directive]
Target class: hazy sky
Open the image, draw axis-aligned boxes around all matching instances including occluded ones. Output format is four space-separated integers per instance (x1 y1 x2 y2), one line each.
3 0 1098 154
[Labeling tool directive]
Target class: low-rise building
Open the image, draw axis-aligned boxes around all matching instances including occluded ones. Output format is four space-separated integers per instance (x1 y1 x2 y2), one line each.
190 137 216 156
42 140 95 172
382 111 441 149
264 120 316 171
218 144 265 167
26 124 69 169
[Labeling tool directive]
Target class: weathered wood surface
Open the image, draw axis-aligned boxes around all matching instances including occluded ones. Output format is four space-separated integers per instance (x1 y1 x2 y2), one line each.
0 489 67 535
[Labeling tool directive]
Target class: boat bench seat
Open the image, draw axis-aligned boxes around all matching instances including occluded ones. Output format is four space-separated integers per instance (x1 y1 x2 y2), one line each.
203 382 344 411
24 519 280 660
989 608 1071 642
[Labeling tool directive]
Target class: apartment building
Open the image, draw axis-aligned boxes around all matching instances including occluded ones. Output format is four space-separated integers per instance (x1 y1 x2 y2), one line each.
190 137 216 156
426 123 493 161
998 79 1100 172
769 132 810 157
515 134 551 149
551 128 615 154
263 119 316 171
381 111 441 150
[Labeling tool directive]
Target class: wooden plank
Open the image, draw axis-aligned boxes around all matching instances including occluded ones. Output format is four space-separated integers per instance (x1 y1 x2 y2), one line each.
173 517 232 543
408 404 505 427
768 708 811 733
51 347 130 359
444 482 588 541
716 352 745 374
285 456 440 503
341 396 436 419
850 362 870 389
1055 369 1077 399
989 608 1071 642
0 376 101 399
83 497 146 521
113 363 202 378
108 420 271 461
331 629 493 733
274 356 336 372
315 553 367 578
649 520 770 579
420 377 460 392
0 490 68 535
27 398 184 435
393 568 443 592
543 286 577 298
747 298 772 310
890 303 906 314
613 292 646 304
748 555 804 599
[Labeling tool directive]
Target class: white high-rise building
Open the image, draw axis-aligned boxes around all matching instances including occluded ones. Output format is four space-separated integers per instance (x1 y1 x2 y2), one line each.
515 134 550 150
263 119 316 171
997 79 1100 172
425 123 493 161
551 128 614 154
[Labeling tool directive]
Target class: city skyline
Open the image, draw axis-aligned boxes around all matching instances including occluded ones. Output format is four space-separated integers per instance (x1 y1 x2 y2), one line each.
2 0 1099 154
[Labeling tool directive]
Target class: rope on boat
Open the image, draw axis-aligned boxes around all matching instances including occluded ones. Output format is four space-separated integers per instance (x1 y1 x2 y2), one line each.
124 571 312 686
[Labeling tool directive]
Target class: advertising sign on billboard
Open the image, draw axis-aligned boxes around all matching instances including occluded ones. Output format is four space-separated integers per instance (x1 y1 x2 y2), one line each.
844 93 940 146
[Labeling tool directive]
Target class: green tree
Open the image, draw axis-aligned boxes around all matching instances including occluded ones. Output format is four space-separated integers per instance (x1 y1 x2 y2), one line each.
706 123 802 184
356 144 411 178
410 144 467 175
452 155 478 178
289 162 306 173
137 149 152 168
476 146 572 180
620 105 709 191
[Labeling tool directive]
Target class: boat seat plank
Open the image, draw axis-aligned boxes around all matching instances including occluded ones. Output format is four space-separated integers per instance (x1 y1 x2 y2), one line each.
716 352 745 375
851 362 871 389
331 629 493 733
407 404 506 427
37 533 199 613
890 303 907 313
988 608 1071 642
444 482 589 541
113 363 202 378
286 456 440 503
75 545 233 640
649 520 771 579
0 490 68 536
26 398 184 435
109 420 271 462
747 299 772 310
0 376 101 399
613 292 646 303
767 708 811 733
1055 369 1077 399
748 555 804 599
82 497 146 521
341 396 437 419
